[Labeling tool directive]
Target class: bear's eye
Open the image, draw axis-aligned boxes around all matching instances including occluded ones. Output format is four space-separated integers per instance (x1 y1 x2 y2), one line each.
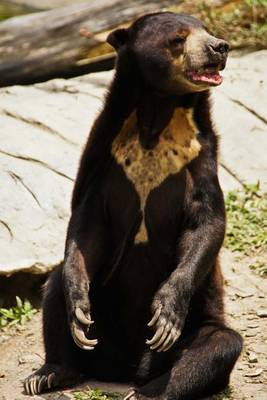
170 36 185 46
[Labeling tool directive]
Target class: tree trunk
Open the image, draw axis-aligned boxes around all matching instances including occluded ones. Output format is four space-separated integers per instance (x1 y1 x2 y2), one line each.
0 0 178 87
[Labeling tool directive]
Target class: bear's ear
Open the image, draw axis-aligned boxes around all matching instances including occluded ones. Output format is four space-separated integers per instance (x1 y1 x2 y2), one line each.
107 28 129 51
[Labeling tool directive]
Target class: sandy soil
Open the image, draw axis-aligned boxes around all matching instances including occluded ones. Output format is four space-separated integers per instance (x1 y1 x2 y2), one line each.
0 249 266 400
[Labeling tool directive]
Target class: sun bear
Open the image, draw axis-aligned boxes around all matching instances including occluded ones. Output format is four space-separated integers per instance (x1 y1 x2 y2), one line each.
24 12 243 399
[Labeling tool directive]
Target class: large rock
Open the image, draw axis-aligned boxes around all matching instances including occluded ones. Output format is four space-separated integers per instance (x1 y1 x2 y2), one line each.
213 50 267 189
0 71 112 276
0 52 266 276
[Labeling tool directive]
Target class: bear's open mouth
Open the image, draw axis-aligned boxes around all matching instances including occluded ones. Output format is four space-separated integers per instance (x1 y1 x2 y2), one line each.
186 65 223 86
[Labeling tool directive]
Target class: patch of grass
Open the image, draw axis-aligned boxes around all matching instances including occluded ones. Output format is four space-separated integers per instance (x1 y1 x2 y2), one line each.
73 387 236 400
73 388 122 400
0 0 39 21
0 296 37 329
169 0 267 50
225 182 267 262
249 259 267 277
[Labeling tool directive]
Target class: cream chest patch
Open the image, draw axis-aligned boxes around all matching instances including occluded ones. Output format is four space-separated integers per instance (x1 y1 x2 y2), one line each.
111 108 201 244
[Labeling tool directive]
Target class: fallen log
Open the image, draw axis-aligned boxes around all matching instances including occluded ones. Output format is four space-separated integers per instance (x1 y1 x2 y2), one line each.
0 0 178 87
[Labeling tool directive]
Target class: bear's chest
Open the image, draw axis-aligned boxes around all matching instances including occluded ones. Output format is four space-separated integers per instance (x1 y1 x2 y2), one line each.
111 108 201 243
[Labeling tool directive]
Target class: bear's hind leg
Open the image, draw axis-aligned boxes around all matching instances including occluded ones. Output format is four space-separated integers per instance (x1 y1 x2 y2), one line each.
24 267 83 395
128 322 242 400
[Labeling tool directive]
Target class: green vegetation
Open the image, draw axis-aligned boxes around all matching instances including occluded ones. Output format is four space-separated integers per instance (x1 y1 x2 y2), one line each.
170 0 267 49
248 259 267 277
202 0 267 49
0 296 37 329
73 389 108 400
73 388 122 400
225 182 267 254
246 0 267 6
0 0 38 21
225 183 267 276
72 387 236 400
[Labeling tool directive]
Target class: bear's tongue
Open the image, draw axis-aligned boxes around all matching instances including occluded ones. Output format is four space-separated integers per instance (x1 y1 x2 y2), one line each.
188 69 223 85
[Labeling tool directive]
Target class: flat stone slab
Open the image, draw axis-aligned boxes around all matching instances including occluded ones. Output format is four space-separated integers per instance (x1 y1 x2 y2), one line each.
0 71 112 276
0 51 266 276
213 50 267 189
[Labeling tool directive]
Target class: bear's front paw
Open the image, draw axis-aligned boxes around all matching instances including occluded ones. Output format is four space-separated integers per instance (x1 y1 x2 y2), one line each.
146 287 187 352
70 306 98 351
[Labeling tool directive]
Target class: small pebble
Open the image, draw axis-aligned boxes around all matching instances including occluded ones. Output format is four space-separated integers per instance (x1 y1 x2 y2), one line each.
247 323 259 329
235 290 254 298
247 315 257 321
0 335 10 344
244 368 263 377
245 331 258 337
247 352 258 363
257 309 267 318
18 353 41 365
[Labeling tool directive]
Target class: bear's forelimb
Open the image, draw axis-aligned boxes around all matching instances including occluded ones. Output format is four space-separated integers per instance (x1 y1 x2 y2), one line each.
146 145 225 352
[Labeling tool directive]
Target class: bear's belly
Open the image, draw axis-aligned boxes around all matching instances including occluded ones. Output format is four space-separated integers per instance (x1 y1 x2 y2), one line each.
111 107 201 244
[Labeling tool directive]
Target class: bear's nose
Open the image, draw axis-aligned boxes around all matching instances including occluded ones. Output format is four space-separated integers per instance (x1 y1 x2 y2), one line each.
208 39 229 55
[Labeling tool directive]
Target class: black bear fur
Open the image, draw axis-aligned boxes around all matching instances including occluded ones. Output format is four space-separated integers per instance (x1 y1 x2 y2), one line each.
24 12 242 399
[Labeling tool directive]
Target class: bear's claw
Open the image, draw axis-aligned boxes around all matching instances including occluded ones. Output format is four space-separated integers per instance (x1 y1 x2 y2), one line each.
123 389 137 400
24 372 55 395
70 307 98 351
147 305 162 327
75 307 93 325
146 305 181 352
71 323 98 350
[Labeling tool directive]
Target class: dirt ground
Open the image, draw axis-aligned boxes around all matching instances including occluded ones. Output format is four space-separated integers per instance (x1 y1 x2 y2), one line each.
0 249 266 400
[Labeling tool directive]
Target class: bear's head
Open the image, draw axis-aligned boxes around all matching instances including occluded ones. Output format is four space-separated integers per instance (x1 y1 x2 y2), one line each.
107 12 229 95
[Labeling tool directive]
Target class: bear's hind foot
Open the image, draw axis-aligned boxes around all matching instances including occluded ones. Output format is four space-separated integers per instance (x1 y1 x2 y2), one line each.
24 363 81 395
